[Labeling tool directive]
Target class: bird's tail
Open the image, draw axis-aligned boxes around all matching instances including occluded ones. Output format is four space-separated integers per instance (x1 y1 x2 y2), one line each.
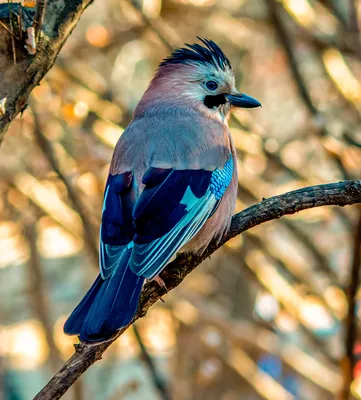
64 248 144 342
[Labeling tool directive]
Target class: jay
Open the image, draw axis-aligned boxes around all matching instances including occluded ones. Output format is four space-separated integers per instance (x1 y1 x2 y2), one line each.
64 38 261 342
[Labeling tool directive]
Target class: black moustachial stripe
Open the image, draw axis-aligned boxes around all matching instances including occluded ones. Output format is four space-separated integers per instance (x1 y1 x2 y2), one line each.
204 94 227 109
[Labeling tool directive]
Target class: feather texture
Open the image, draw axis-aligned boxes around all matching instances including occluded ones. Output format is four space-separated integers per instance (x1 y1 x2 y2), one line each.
65 248 144 342
129 166 222 279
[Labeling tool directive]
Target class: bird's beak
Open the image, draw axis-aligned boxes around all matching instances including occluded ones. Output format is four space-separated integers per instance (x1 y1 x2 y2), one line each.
225 92 261 108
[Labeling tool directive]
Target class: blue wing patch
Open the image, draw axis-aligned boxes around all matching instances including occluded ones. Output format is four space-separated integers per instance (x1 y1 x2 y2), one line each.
133 168 212 242
210 156 233 200
129 155 233 280
64 156 234 341
100 172 135 279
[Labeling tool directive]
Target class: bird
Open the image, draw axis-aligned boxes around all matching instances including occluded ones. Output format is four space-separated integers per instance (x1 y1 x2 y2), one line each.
64 38 261 343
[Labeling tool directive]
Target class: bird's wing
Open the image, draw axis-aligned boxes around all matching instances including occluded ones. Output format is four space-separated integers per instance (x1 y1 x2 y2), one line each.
99 172 135 279
129 155 233 280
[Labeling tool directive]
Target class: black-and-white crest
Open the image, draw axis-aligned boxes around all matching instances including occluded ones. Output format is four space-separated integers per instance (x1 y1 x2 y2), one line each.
160 38 232 71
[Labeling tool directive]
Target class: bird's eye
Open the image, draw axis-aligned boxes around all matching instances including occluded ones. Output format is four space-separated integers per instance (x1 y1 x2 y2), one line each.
206 81 218 91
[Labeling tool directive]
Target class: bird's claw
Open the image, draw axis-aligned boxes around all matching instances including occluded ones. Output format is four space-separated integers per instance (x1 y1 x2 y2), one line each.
148 276 168 293
146 276 167 303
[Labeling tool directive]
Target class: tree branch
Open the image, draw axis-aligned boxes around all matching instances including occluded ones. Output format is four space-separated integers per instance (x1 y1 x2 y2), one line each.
0 0 93 147
34 180 361 399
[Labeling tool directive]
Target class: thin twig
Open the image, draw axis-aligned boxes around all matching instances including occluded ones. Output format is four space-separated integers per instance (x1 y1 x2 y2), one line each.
72 380 84 400
279 0 361 119
348 0 360 33
0 20 19 39
347 0 361 55
265 0 319 118
317 0 349 29
8 1 17 64
34 180 361 400
23 218 63 372
18 2 22 39
128 0 177 51
265 0 354 182
133 325 171 400
30 103 99 266
34 0 47 41
341 207 361 400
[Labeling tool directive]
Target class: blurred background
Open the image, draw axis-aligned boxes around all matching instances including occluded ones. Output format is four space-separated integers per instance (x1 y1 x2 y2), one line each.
1 0 361 399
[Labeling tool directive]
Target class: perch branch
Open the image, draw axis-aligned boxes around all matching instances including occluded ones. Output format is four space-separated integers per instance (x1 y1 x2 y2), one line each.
34 180 361 400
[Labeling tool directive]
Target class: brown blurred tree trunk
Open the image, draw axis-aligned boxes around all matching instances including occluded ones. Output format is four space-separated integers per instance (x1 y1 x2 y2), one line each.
0 0 93 146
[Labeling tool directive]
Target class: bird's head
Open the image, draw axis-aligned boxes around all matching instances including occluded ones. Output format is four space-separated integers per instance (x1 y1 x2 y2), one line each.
135 38 261 121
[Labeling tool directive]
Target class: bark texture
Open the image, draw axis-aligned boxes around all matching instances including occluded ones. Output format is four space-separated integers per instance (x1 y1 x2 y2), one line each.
0 0 93 146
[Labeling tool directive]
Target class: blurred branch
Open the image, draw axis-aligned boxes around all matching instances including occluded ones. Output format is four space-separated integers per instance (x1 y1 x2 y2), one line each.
23 218 62 372
265 0 354 181
174 293 342 394
224 347 294 400
72 380 84 400
0 356 4 400
317 0 349 28
281 219 339 281
7 182 83 242
245 231 340 321
227 245 339 366
341 207 361 400
0 0 94 146
348 0 360 34
265 0 319 119
133 325 171 400
34 180 361 399
238 182 340 283
34 0 48 41
30 103 99 266
127 0 179 51
279 0 361 119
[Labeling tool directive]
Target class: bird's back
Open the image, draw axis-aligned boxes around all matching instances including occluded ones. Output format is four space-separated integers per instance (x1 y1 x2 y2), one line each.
110 106 231 176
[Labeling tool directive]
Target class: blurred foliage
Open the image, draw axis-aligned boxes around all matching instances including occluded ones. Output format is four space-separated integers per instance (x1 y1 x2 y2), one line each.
1 0 361 399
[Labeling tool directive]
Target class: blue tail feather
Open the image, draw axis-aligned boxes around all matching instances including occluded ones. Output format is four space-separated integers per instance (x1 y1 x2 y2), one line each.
63 275 103 335
64 248 144 342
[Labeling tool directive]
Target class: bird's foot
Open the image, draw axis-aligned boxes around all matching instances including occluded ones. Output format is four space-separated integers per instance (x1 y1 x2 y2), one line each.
146 276 167 303
153 275 168 293
147 275 168 294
